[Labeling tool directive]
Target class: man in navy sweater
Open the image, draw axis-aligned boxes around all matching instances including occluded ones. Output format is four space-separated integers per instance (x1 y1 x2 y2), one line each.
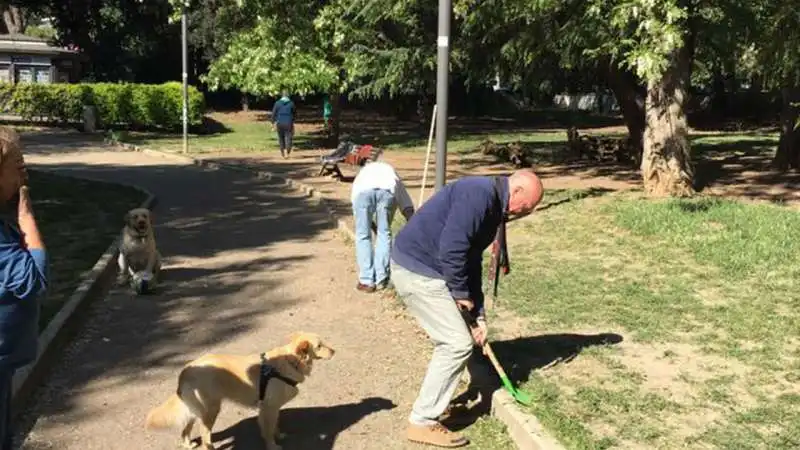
391 170 543 447
0 127 47 450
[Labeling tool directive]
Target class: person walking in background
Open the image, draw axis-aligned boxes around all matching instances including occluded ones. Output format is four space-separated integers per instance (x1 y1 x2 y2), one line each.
322 93 333 134
0 127 47 450
390 170 543 448
271 90 295 158
351 156 415 293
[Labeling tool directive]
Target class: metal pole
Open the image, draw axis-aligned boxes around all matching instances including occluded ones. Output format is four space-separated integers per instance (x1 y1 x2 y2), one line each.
181 2 189 154
434 0 450 190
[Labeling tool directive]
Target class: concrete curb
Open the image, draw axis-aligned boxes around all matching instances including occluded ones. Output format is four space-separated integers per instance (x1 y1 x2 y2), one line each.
106 139 561 450
492 390 565 450
11 170 157 413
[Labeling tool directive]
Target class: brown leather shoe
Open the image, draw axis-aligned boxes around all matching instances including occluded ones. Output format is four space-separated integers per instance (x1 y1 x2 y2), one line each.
407 423 469 448
356 283 376 293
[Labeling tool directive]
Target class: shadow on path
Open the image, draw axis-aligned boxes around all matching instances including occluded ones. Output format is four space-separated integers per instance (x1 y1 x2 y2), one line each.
17 143 340 447
213 397 396 449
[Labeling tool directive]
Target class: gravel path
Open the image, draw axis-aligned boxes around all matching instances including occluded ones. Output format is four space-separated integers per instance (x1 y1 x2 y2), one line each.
17 132 431 450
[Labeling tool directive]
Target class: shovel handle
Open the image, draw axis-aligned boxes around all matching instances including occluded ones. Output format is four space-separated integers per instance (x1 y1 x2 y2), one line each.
483 342 511 381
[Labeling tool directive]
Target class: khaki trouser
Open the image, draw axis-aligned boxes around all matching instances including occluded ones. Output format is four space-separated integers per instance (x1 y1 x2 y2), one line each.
390 261 474 425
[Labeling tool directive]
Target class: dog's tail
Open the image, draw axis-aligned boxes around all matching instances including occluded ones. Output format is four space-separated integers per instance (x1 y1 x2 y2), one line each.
145 393 192 431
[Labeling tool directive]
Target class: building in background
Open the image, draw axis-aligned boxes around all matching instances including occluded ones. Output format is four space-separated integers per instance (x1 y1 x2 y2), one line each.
0 34 84 84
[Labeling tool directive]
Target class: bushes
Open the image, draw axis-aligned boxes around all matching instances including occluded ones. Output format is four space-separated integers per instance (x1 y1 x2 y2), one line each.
0 81 205 130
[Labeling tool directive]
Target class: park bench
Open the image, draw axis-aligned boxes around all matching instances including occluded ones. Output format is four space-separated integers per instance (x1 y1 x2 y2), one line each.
318 141 381 180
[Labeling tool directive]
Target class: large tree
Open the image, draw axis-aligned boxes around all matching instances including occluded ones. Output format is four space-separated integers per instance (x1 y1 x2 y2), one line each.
756 2 800 171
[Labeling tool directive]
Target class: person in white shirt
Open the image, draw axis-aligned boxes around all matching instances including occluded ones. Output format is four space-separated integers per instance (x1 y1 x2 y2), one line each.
350 156 414 292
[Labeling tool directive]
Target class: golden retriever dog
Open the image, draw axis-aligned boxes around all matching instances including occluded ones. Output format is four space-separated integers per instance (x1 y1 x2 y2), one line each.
145 332 335 450
118 207 161 288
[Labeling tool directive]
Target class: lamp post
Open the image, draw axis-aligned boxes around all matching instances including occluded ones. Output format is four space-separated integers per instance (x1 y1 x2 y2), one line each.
181 1 189 154
434 0 450 190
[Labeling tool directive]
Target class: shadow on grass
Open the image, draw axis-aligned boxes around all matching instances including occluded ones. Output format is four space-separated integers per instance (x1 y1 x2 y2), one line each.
212 397 396 450
447 332 624 431
194 115 234 135
26 169 146 330
535 187 615 212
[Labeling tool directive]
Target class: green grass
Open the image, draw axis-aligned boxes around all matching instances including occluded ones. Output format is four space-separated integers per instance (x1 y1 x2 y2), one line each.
464 417 517 449
29 170 146 329
492 189 800 449
121 120 316 154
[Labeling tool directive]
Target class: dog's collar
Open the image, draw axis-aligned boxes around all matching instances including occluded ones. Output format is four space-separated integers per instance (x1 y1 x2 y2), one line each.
258 353 299 401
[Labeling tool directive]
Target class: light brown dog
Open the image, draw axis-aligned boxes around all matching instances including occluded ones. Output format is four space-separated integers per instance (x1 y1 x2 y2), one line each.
118 207 161 287
145 332 335 450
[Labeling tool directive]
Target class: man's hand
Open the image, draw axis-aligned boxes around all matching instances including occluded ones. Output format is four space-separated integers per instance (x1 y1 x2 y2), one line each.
455 298 474 312
471 318 488 348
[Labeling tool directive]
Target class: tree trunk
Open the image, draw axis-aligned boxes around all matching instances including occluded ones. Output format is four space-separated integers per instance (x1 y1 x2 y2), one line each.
605 61 645 153
641 43 696 197
2 6 25 34
241 93 249 112
771 87 800 171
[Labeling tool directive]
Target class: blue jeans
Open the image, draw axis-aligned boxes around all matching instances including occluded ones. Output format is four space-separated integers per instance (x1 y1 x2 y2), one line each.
353 188 396 286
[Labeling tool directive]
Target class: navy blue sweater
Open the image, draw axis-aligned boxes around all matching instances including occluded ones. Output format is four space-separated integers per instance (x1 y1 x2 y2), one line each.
392 176 508 314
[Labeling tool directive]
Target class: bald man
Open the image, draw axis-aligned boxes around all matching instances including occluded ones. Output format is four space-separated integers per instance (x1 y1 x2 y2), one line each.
390 170 543 448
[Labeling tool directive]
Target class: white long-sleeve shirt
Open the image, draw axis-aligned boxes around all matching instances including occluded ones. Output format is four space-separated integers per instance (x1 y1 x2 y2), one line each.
350 161 414 212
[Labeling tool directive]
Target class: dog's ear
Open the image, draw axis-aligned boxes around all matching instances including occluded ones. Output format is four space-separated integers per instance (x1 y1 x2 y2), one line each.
123 211 132 225
294 339 311 356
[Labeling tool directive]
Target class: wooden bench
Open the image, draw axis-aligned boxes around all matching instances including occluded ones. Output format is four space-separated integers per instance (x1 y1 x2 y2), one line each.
318 142 382 180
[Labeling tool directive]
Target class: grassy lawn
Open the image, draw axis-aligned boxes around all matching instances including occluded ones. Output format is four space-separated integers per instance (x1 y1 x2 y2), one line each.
119 119 317 154
489 188 800 449
29 170 146 329
465 417 517 449
116 109 611 156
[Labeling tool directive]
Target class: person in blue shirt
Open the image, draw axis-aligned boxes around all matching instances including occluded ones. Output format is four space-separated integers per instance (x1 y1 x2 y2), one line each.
0 127 46 450
390 169 543 448
271 91 296 158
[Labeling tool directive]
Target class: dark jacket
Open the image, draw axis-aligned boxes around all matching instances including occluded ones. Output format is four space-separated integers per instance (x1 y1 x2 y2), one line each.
271 96 295 126
0 219 46 370
392 176 508 315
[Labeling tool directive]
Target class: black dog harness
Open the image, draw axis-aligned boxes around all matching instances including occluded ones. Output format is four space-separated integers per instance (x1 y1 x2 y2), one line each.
258 353 298 401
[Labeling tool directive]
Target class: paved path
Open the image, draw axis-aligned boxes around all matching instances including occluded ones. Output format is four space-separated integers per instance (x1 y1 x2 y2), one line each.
17 132 431 450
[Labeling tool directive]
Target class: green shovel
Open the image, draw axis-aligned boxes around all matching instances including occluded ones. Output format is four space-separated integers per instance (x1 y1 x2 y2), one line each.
480 237 534 406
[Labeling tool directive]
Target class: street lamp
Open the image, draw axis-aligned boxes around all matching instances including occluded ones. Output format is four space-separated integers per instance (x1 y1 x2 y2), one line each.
181 1 189 154
434 0 450 190
142 0 189 153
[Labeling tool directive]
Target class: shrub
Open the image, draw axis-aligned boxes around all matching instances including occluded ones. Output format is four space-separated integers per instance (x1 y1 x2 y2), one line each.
0 81 205 130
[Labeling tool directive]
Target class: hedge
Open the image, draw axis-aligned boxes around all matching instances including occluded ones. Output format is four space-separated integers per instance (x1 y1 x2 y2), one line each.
0 82 205 130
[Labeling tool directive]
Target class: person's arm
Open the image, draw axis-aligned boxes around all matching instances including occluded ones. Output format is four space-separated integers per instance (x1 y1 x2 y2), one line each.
3 242 47 301
438 190 491 305
393 178 415 221
5 187 47 300
271 101 279 124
